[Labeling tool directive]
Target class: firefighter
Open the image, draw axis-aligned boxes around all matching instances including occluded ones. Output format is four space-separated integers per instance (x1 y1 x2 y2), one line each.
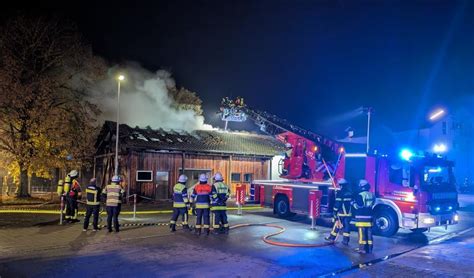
210 172 230 235
83 178 101 232
325 178 353 245
353 179 375 254
170 174 190 232
191 173 212 236
102 175 124 233
65 170 82 223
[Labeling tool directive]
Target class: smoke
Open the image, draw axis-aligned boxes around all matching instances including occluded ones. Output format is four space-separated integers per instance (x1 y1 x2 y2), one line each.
90 63 214 131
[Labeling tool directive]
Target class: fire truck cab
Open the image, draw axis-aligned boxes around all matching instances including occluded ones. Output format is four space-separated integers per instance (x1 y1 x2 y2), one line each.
347 149 459 236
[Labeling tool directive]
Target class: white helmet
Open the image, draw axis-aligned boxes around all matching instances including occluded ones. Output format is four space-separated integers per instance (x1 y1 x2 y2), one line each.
213 172 223 182
178 174 188 183
337 178 348 186
112 175 122 183
199 173 208 183
68 170 79 178
359 179 369 189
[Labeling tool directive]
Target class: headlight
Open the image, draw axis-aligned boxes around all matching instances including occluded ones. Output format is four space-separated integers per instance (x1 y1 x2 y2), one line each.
454 214 459 222
423 217 435 224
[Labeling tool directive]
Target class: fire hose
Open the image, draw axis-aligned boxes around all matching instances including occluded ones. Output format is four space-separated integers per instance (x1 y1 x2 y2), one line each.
230 222 340 248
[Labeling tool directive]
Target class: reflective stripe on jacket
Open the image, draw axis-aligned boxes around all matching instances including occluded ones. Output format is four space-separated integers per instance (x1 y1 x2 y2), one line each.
211 182 230 211
173 183 189 208
103 183 124 207
333 188 353 217
86 184 101 205
191 183 212 209
353 190 375 217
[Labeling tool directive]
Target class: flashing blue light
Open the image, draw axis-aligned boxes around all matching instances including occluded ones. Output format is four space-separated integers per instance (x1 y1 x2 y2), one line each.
435 207 441 212
400 149 414 161
448 206 453 211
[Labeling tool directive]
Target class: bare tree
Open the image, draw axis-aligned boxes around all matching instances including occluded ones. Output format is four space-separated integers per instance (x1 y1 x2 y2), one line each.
0 16 105 197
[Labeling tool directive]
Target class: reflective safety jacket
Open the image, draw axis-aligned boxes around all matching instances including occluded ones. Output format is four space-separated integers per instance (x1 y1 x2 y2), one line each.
102 182 124 207
191 183 212 209
211 182 230 211
86 184 101 205
353 190 375 217
333 187 353 217
172 182 189 208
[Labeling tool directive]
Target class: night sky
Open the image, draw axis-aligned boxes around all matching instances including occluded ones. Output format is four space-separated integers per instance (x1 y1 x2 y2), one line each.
4 0 474 139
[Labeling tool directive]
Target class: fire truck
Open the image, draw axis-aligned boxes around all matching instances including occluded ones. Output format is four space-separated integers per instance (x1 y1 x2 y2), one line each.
220 98 459 236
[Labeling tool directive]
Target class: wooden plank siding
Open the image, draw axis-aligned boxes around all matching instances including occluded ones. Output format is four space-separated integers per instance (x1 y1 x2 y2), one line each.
126 151 269 199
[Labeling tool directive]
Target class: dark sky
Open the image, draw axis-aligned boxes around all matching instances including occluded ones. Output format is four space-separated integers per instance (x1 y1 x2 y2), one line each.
4 0 474 138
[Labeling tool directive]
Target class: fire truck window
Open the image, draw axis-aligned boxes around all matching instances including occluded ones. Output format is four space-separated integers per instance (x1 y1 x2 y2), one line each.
244 173 253 183
389 165 403 185
231 173 241 182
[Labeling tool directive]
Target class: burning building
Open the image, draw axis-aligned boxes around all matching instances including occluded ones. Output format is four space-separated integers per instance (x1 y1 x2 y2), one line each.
94 121 284 199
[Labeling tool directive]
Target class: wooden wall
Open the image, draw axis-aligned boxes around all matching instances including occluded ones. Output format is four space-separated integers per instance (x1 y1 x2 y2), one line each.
126 151 270 199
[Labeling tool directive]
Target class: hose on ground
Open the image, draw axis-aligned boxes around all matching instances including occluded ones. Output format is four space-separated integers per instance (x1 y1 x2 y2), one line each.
230 223 338 248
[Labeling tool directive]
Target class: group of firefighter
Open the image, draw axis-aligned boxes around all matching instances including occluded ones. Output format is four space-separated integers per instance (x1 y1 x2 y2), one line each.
57 170 125 233
325 178 375 254
56 170 230 236
170 172 231 236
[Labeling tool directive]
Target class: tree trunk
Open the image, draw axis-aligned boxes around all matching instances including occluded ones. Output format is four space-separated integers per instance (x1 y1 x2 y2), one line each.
18 162 30 197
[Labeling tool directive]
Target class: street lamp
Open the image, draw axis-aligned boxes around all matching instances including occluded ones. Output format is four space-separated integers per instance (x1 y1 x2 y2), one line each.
115 74 125 176
364 107 373 153
429 109 445 121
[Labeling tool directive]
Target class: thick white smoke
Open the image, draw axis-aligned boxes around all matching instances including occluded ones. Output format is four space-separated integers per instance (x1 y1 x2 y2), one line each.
90 63 214 131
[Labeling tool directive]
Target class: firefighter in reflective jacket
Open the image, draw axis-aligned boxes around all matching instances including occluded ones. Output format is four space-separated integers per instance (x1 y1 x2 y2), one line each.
210 172 230 235
170 174 190 232
83 178 101 231
191 174 212 236
64 170 82 223
353 179 375 254
325 178 352 245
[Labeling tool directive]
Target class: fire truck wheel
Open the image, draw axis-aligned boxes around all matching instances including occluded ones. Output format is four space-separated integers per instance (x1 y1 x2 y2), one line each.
274 195 292 218
410 228 428 233
373 208 399 237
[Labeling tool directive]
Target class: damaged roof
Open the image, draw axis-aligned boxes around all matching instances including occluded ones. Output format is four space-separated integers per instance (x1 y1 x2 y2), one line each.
98 121 285 157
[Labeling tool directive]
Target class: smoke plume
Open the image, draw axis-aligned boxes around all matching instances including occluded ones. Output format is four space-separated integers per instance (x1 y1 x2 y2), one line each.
90 63 213 131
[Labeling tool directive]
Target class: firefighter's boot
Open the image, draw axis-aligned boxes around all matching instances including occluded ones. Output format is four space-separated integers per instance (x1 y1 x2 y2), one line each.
204 228 210 236
224 226 229 234
170 224 176 232
182 224 190 230
194 227 201 236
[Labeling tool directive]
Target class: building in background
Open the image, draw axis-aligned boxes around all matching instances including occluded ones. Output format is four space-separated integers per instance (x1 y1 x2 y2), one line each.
393 108 474 185
95 121 285 200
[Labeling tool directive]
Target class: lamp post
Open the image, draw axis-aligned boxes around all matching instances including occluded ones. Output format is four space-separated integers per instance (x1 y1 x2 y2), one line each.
365 107 373 153
115 75 125 176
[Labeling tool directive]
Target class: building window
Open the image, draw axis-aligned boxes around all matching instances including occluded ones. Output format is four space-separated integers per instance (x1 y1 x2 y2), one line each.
244 173 253 183
442 121 447 135
231 173 241 182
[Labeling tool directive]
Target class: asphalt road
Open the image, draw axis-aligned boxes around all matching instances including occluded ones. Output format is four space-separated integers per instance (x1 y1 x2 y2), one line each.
0 195 473 277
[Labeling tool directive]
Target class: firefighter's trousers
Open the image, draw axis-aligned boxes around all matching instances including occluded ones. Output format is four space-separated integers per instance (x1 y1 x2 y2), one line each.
328 216 351 243
195 208 210 231
211 209 228 230
83 205 100 230
65 197 78 221
106 204 121 232
170 207 189 227
355 215 373 253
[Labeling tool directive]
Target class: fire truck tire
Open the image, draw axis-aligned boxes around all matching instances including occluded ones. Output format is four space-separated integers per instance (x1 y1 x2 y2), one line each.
274 195 292 218
410 228 428 233
373 207 399 237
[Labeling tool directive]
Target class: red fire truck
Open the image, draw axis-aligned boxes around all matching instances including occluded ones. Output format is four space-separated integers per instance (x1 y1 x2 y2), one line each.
221 98 459 236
